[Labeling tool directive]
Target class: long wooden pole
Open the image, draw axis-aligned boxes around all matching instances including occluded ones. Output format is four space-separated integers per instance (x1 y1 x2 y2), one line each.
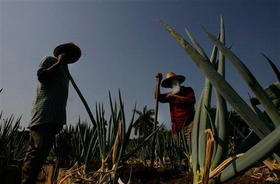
64 66 96 127
150 73 161 168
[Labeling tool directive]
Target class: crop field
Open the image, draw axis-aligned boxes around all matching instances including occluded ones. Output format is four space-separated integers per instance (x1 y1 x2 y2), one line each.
1 17 280 184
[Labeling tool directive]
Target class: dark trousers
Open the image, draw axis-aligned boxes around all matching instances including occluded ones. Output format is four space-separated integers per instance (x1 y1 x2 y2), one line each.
21 124 62 184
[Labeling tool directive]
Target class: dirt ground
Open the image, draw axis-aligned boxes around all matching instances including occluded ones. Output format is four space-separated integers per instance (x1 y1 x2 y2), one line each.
3 162 279 184
119 163 279 184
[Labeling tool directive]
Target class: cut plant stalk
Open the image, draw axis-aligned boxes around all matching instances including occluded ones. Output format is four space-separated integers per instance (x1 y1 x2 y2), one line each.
209 153 244 179
202 129 214 184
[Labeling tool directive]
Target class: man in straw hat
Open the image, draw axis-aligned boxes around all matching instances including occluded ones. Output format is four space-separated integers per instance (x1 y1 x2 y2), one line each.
22 43 81 184
155 72 195 143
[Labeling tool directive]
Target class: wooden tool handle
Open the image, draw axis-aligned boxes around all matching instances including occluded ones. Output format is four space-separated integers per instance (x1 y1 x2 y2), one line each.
150 73 161 168
64 67 96 126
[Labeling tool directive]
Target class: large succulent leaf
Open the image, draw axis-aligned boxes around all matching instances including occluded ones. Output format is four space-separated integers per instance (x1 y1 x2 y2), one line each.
202 26 280 127
191 91 203 179
251 82 280 107
160 20 270 138
185 27 209 60
261 53 280 82
198 81 212 169
219 125 280 182
184 26 217 172
211 16 228 169
250 99 274 130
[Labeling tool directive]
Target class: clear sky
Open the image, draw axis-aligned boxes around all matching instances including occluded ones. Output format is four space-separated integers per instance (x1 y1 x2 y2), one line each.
0 0 279 129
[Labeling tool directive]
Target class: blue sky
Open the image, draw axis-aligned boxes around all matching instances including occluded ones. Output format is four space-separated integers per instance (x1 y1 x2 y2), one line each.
0 0 279 129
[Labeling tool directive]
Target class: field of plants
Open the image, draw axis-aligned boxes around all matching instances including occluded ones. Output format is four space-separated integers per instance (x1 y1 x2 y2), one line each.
1 17 280 184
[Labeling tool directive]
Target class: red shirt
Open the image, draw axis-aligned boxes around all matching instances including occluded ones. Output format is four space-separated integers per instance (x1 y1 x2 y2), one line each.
159 86 195 134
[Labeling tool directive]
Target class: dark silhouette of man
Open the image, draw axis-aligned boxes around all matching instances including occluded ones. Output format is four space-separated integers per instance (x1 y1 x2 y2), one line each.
21 43 81 184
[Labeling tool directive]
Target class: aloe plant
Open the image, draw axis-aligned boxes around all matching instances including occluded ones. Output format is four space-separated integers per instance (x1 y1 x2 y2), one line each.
161 15 280 183
183 17 227 183
184 26 218 173
211 17 228 171
202 26 280 128
161 20 270 138
251 82 280 109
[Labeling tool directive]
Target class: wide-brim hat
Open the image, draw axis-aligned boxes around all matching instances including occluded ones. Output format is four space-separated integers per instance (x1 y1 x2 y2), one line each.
161 72 185 88
53 42 81 64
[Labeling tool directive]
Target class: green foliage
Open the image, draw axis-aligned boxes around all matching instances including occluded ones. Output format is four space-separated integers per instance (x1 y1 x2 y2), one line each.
91 91 161 181
52 120 98 171
160 20 270 139
261 53 280 82
203 26 280 128
133 106 154 138
51 91 160 182
0 113 29 167
219 125 280 182
251 82 280 109
160 15 280 183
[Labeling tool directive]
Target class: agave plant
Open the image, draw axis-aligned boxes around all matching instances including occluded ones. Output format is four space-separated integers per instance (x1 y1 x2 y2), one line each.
261 53 280 82
0 112 29 183
250 54 280 114
161 15 280 183
52 120 99 172
0 113 28 164
92 91 160 183
159 129 187 169
56 92 160 183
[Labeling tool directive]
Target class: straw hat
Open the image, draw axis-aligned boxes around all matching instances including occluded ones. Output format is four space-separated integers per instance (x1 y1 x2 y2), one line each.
161 72 185 88
53 42 81 64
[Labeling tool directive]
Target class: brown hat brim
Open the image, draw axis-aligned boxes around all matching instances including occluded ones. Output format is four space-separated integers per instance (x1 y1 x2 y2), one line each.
53 42 81 64
161 75 185 88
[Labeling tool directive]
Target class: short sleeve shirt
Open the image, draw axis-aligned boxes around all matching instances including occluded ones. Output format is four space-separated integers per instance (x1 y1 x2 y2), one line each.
159 86 195 134
29 56 69 128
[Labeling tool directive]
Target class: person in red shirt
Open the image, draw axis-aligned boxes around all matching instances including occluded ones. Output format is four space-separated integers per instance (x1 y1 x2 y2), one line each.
155 72 195 144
